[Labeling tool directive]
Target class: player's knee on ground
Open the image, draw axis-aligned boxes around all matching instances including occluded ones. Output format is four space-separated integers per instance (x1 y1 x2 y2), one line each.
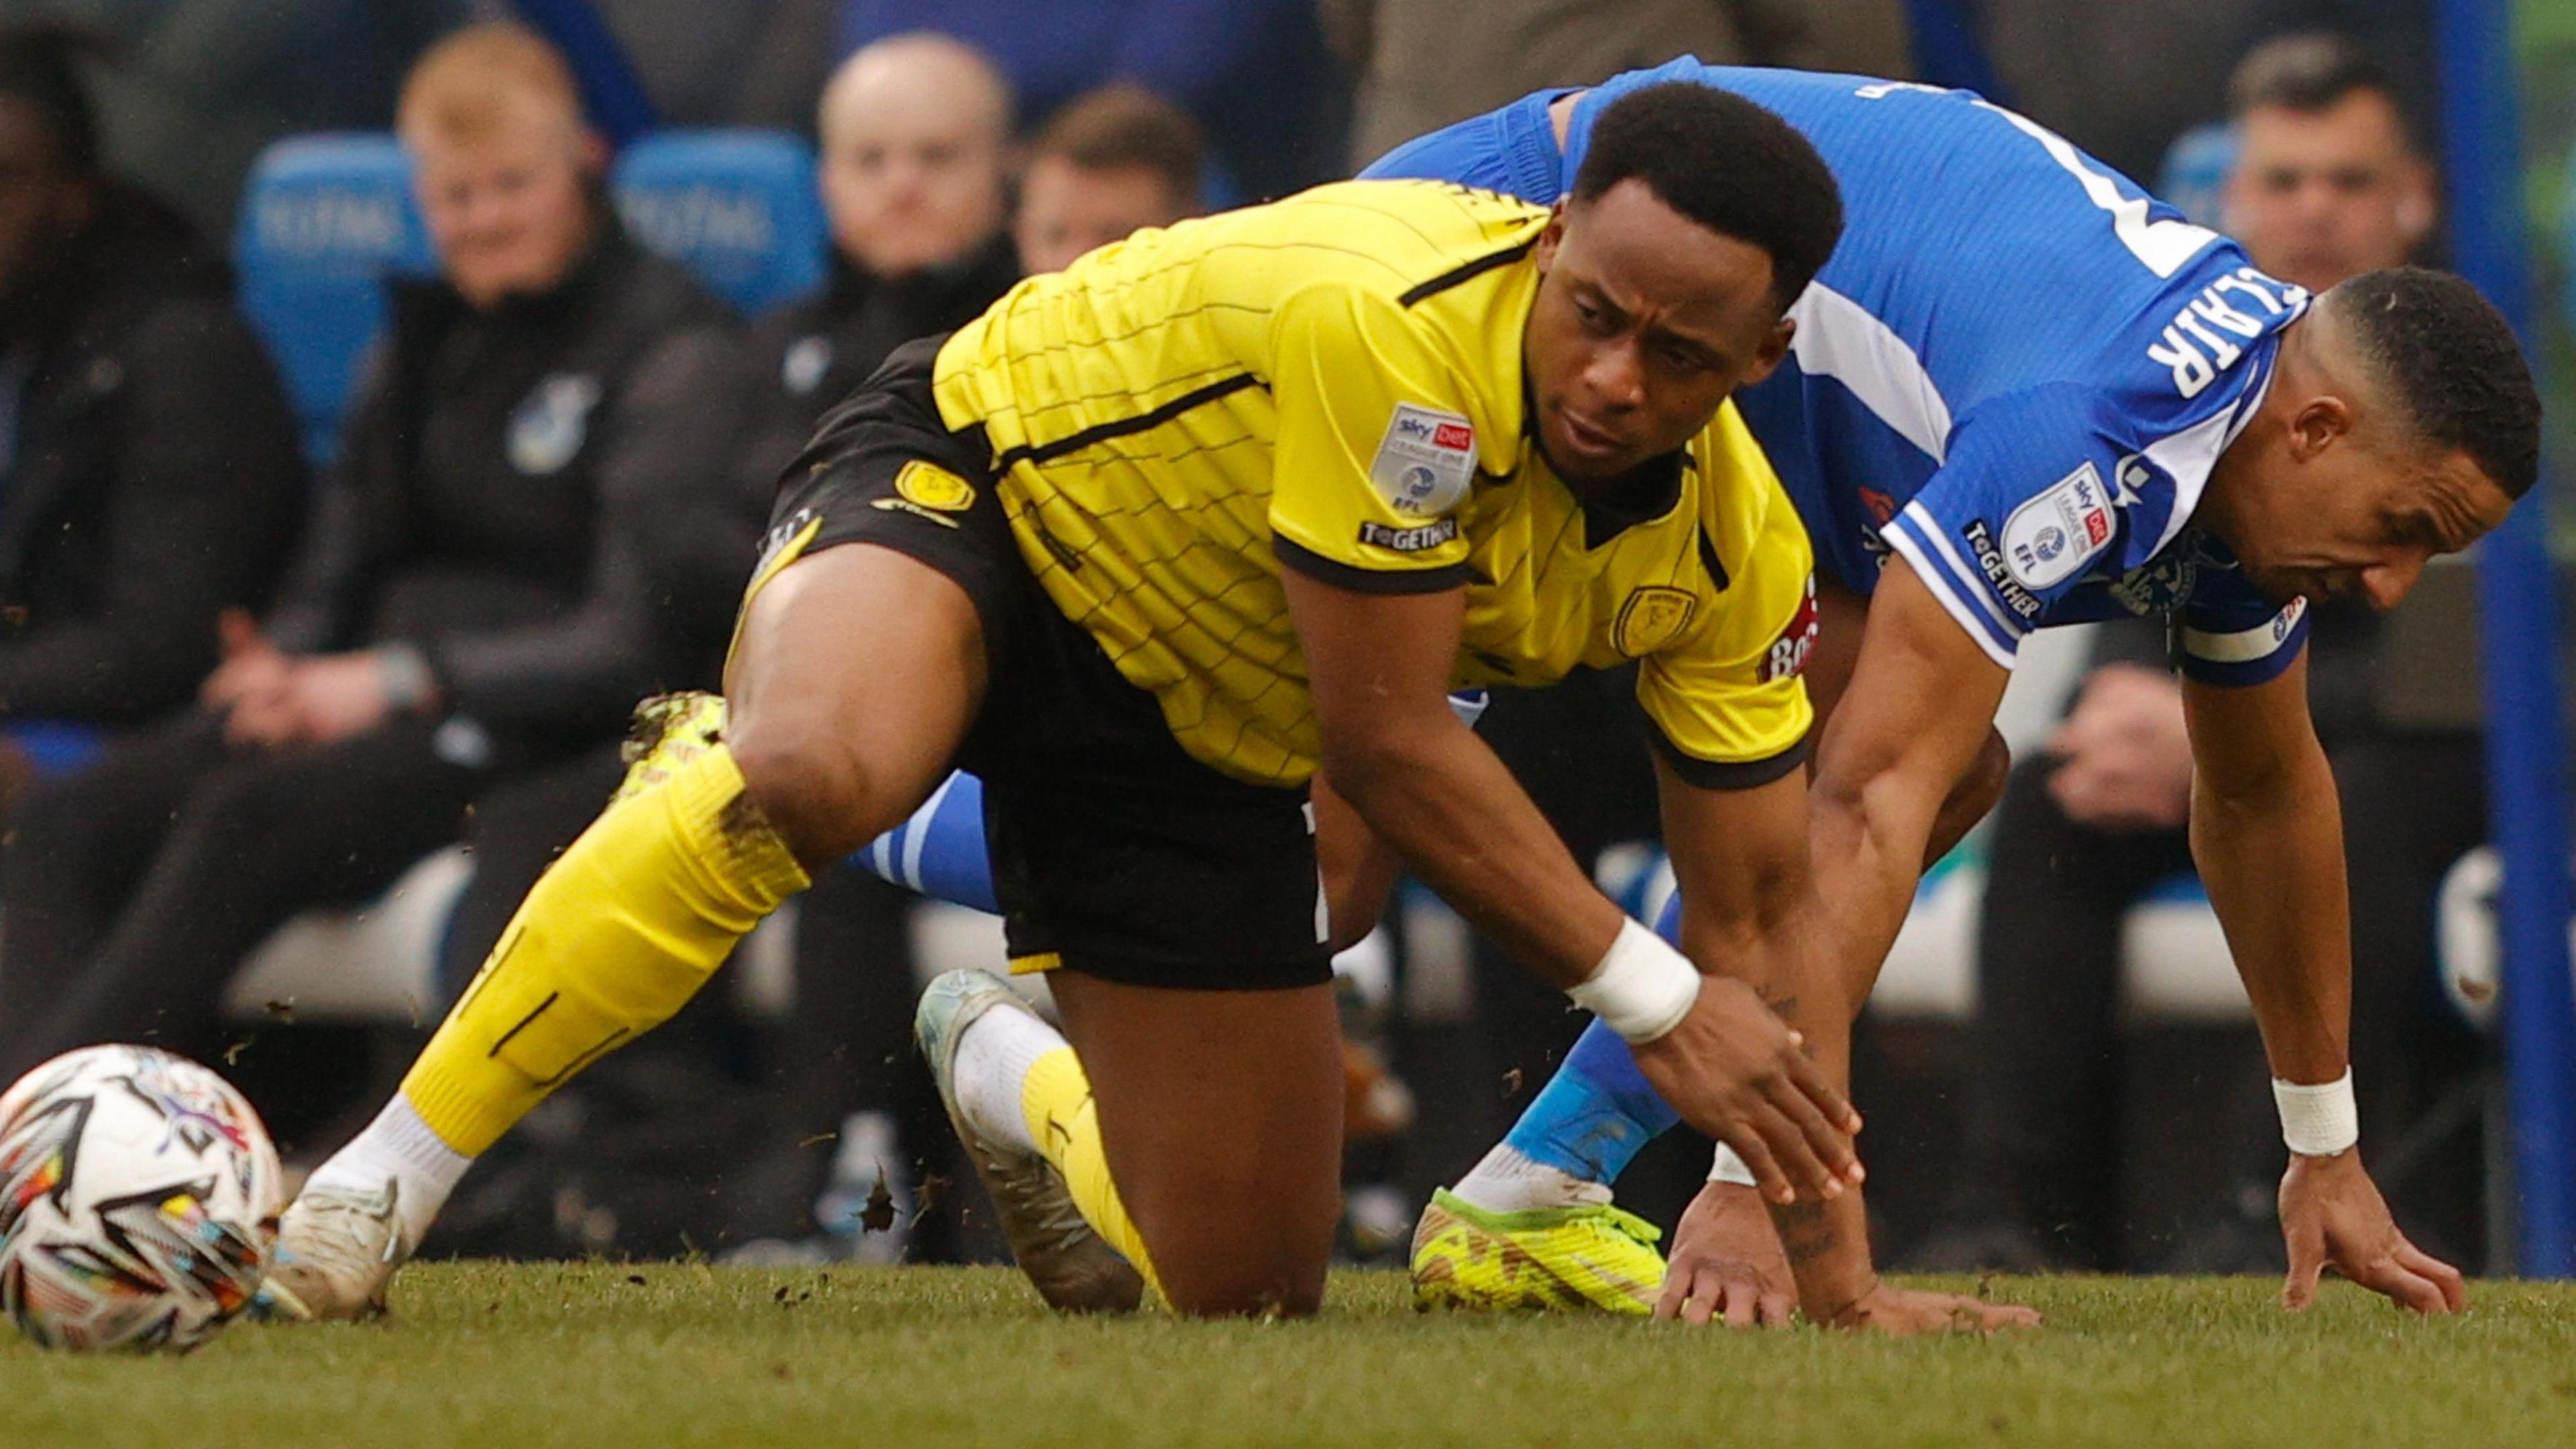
1130 1163 1338 1319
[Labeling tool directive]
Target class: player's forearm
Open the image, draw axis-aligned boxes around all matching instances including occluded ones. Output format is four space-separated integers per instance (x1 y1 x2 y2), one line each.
1322 719 1623 987
1807 762 1949 1007
2191 747 2352 1083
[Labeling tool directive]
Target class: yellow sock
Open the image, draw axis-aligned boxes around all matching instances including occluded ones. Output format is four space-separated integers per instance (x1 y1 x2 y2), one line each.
400 741 809 1156
1020 1044 1163 1299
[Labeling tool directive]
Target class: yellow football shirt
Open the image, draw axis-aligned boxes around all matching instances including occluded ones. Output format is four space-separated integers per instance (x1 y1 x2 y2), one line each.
931 180 1816 789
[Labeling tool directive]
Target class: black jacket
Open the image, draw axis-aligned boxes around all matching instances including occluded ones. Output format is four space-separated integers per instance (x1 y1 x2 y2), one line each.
0 183 305 723
643 233 1022 679
267 224 735 752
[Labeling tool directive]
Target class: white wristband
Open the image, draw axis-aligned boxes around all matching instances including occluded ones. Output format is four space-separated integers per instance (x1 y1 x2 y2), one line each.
2273 1069 2359 1157
1568 918 1701 1044
1708 1143 1757 1186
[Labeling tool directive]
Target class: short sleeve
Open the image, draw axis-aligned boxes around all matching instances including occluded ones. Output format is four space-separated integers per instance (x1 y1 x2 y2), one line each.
1635 468 1819 790
2178 555 2310 687
1880 387 2180 669
1267 284 1485 594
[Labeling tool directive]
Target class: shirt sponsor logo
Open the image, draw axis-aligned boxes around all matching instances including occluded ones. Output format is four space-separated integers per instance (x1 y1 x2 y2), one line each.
1962 521 2045 620
1612 585 1699 657
1369 403 1476 517
1357 518 1458 553
2000 462 2114 590
1762 572 1820 682
507 372 602 476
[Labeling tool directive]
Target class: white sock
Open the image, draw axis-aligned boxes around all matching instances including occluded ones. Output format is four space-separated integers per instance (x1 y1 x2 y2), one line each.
1450 1142 1614 1214
301 1093 473 1247
951 1000 1066 1155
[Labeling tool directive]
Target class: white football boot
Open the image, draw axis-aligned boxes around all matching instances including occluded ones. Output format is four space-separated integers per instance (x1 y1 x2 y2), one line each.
256 1179 411 1321
916 970 1143 1314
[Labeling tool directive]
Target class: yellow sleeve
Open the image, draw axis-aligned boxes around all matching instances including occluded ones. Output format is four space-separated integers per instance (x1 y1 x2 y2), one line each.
1637 454 1819 789
1266 282 1485 594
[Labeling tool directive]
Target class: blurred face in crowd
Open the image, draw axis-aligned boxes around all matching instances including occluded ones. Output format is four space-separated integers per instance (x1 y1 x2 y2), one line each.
2224 89 2432 295
818 38 1010 278
1521 179 1793 487
0 96 92 307
405 93 603 309
1014 158 1193 274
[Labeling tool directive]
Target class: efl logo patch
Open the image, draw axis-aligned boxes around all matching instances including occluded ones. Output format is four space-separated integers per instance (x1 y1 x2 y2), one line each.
2000 462 2115 590
1613 586 1698 658
1368 404 1476 518
1358 519 1458 553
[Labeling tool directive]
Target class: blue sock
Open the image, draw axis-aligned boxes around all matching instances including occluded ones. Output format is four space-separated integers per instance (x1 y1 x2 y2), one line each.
1498 891 1688 1184
851 770 998 913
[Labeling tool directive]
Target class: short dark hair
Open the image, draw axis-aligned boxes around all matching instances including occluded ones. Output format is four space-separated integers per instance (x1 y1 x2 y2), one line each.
2229 32 2403 125
1031 85 1205 209
2328 267 2540 499
0 23 106 180
1570 83 1842 311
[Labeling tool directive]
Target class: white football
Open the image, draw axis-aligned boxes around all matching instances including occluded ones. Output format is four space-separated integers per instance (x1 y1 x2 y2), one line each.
0 1044 282 1352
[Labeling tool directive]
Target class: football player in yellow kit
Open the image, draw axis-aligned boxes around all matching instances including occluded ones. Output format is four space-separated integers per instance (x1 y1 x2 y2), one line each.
266 83 1863 1320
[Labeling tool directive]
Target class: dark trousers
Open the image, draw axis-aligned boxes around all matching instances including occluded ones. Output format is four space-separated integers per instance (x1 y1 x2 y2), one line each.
1964 734 2494 1268
1961 755 2196 1267
0 710 478 1079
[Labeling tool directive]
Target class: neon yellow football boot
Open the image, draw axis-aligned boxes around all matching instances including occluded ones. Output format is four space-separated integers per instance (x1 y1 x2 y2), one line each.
1409 1187 1666 1315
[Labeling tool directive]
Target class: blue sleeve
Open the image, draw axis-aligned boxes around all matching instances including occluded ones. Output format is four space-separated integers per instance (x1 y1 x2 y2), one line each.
1878 388 2165 669
2176 563 2310 688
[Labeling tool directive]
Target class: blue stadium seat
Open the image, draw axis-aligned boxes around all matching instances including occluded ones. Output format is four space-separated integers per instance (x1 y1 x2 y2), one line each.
612 130 827 316
232 135 435 466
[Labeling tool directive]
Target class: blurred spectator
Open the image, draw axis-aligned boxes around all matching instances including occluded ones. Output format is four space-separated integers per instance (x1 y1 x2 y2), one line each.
1014 83 1205 274
841 0 1346 201
0 25 304 811
436 32 1026 1263
1931 33 2469 1272
0 21 731 1081
1322 0 1912 169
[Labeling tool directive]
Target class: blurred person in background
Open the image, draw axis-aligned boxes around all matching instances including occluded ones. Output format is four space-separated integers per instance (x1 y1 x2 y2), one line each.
1014 83 1205 275
1927 32 2463 1273
643 32 1023 1264
0 25 304 812
0 21 730 1085
1322 0 1912 168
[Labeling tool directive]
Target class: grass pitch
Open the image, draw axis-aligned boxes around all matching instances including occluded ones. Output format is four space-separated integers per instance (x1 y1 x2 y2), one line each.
4 1266 2573 1448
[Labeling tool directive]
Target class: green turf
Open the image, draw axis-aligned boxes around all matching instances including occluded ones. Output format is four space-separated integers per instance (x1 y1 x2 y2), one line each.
3 1266 2573 1447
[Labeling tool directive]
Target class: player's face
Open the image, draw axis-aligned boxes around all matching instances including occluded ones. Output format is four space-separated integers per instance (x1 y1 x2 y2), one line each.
822 79 1008 279
2232 423 2510 610
1014 158 1192 275
2224 93 2431 296
409 105 601 309
1526 179 1793 486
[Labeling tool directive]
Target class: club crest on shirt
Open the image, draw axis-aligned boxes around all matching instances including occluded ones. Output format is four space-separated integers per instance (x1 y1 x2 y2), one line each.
507 372 602 476
1613 585 1698 658
1369 403 1475 517
2000 461 2114 590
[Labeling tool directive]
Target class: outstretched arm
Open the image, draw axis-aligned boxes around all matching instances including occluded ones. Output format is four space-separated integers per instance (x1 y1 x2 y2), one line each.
1280 568 1858 1201
2182 654 2466 1314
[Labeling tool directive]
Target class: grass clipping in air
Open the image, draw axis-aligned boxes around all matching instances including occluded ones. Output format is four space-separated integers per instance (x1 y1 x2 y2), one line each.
5 1266 2575 1447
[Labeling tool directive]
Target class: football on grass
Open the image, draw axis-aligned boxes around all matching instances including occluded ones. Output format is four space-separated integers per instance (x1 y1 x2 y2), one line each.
0 1044 282 1352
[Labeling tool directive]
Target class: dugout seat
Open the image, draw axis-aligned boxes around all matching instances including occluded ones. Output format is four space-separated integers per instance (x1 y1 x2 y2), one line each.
232 134 436 465
611 129 827 316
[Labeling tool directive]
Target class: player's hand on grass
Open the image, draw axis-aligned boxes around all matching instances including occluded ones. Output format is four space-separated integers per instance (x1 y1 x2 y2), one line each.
1656 1181 1794 1328
1823 1281 2043 1336
1631 977 1864 1206
2279 1150 2467 1315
